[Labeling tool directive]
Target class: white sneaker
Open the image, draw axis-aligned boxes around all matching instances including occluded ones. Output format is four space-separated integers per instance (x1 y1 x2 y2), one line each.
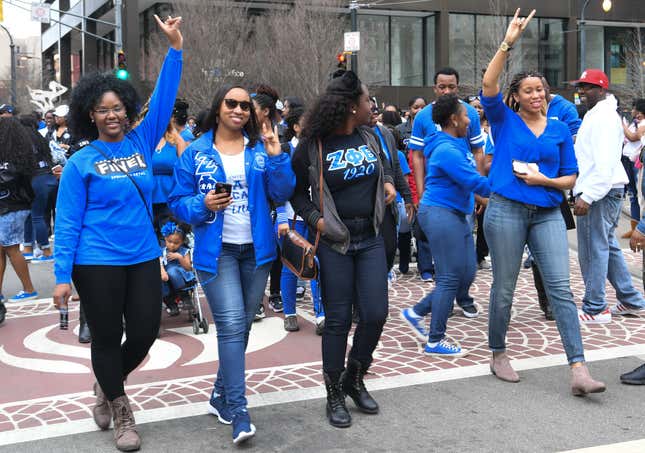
611 302 645 316
578 308 611 324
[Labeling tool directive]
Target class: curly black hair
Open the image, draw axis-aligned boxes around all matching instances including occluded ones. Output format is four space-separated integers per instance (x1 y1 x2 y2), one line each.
203 85 260 147
301 70 364 142
18 114 54 169
432 93 462 129
284 106 305 142
69 72 141 141
635 99 645 116
172 98 189 126
253 84 280 122
0 117 37 175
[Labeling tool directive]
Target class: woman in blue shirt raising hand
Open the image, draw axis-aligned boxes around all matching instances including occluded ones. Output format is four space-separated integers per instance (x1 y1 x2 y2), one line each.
481 8 604 396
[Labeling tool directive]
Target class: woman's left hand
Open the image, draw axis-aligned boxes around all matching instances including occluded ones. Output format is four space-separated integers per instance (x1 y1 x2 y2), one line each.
405 203 416 223
154 14 183 50
261 122 281 157
384 182 396 205
515 168 548 187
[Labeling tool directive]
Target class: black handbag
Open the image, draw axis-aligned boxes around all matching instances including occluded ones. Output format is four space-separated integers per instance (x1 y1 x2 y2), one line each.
280 139 323 280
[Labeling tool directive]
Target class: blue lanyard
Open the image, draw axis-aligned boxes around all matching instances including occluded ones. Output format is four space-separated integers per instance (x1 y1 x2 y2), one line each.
373 126 391 161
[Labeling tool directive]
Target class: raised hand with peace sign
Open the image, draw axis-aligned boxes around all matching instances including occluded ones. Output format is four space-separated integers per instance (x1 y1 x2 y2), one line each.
503 8 536 47
153 14 183 50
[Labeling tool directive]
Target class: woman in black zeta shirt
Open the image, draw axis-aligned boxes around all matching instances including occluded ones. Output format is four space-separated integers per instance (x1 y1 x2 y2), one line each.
291 71 396 428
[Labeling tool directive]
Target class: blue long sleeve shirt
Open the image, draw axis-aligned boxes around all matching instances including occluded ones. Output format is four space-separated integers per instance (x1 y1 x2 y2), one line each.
481 92 577 208
168 131 295 276
54 48 183 284
420 132 490 214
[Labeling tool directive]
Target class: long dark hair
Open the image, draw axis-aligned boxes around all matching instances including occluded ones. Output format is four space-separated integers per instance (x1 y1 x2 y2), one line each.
253 84 280 123
203 85 260 147
301 70 364 142
504 70 545 113
284 106 305 142
0 117 37 174
18 114 54 169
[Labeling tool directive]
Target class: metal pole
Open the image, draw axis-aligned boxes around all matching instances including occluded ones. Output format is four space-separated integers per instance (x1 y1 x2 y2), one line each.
81 0 86 74
350 1 358 75
114 0 123 50
0 24 17 105
580 0 590 73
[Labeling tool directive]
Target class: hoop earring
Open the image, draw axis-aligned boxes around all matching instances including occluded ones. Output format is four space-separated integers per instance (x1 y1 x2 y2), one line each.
352 110 357 114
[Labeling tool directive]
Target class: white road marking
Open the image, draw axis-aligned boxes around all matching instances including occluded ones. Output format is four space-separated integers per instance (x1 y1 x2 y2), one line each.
24 324 90 360
560 439 645 452
0 345 90 374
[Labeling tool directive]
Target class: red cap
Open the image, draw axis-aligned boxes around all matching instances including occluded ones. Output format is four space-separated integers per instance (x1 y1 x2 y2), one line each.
571 69 609 89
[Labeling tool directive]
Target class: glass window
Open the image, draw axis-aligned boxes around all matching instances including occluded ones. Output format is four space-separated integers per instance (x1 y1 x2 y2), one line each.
425 15 435 86
539 19 565 87
449 14 475 90
513 19 539 74
582 25 604 71
606 27 632 86
475 15 507 86
391 16 423 86
358 15 390 85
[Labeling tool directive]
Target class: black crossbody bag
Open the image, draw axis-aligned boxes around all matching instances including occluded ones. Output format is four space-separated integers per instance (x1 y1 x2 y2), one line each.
88 142 154 227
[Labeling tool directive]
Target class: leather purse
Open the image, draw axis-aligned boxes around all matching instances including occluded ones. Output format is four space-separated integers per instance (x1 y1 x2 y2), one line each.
280 140 324 280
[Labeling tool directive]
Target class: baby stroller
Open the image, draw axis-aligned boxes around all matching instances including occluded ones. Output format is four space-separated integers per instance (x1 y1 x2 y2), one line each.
163 276 209 335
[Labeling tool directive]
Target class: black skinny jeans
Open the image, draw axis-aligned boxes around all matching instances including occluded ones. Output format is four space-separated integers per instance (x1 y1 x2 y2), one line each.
317 234 389 379
73 258 161 401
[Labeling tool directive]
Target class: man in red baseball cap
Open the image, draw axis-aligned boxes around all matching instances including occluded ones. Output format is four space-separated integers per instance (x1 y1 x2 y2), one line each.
572 68 645 325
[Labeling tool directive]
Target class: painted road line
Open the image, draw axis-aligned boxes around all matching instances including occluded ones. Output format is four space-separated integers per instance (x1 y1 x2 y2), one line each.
560 439 645 452
2 343 645 447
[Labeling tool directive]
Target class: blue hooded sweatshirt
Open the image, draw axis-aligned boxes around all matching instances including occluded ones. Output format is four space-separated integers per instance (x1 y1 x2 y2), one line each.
54 47 182 285
547 94 581 137
168 130 295 276
420 131 491 214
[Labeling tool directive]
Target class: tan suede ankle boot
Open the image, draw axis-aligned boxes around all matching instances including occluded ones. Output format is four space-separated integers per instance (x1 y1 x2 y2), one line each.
490 352 520 383
109 395 141 451
93 382 111 430
571 364 606 396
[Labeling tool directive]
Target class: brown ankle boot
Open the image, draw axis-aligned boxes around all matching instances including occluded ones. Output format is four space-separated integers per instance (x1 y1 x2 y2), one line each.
571 364 606 396
109 395 141 452
490 352 520 383
621 220 638 239
93 382 111 430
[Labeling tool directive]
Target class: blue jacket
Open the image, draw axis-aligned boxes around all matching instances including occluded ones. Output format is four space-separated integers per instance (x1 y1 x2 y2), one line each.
168 130 295 275
420 131 491 214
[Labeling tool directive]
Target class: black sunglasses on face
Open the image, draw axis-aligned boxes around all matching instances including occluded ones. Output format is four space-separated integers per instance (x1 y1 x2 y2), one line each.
224 99 252 111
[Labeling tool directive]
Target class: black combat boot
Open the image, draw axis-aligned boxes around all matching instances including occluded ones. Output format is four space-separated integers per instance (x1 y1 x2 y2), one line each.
341 358 379 414
323 372 351 428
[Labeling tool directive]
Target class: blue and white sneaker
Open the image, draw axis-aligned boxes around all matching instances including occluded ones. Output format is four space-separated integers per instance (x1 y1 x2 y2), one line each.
424 340 466 357
232 410 256 445
420 272 434 282
400 308 428 340
8 291 38 302
22 253 33 261
388 270 397 284
31 255 54 264
207 394 232 425
0 294 5 303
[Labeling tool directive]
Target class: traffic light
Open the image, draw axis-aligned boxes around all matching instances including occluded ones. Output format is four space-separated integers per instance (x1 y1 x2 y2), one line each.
336 52 347 70
116 50 129 80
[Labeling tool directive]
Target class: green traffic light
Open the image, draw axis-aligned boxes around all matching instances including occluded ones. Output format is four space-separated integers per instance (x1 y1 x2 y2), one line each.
116 69 129 80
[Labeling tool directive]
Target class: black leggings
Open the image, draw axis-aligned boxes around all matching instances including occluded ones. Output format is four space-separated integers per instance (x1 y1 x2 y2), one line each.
73 258 161 401
317 236 389 379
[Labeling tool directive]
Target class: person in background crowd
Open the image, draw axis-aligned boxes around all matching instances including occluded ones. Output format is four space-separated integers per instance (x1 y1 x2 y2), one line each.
401 93 491 357
18 115 57 264
253 84 284 316
47 105 74 156
0 104 16 117
159 220 194 316
275 105 325 333
622 102 645 386
370 101 413 281
193 108 210 138
620 99 645 238
291 70 396 429
482 9 604 396
171 98 194 143
187 114 197 132
381 109 405 151
52 15 183 451
396 97 427 148
573 71 645 324
40 109 55 137
0 117 39 311
170 84 294 444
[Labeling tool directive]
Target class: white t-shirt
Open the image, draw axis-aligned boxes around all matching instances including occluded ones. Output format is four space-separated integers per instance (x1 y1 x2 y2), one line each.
623 119 645 161
217 148 253 244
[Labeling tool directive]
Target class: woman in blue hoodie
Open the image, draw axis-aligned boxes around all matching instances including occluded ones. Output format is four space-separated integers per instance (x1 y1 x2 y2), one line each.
400 94 490 357
52 15 183 451
168 85 295 445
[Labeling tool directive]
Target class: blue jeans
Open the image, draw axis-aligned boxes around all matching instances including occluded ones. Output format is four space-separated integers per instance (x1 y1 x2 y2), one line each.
416 236 434 275
485 194 585 364
198 243 271 414
24 174 58 249
277 220 323 317
413 206 476 342
577 188 645 314
162 264 194 298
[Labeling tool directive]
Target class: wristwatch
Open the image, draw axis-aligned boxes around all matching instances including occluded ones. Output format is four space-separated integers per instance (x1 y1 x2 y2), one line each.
499 41 512 52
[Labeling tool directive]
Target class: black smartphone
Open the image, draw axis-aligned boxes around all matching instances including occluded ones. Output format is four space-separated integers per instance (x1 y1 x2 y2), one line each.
215 182 232 195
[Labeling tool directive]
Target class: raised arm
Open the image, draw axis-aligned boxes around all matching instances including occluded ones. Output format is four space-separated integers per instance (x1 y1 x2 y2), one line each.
482 8 536 97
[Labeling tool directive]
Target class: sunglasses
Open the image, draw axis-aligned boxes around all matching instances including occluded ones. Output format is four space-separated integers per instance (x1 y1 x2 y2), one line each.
224 99 252 111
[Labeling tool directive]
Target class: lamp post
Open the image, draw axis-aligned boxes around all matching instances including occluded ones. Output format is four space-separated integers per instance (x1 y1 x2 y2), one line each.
580 0 612 72
0 23 17 106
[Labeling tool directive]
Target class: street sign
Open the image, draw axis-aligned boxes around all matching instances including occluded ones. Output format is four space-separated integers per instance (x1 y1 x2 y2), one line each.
344 31 360 52
31 3 51 24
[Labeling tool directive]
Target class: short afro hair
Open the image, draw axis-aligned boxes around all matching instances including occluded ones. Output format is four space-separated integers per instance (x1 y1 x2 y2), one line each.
69 72 141 141
431 93 462 129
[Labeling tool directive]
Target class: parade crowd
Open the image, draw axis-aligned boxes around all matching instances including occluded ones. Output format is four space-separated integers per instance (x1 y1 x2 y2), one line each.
1 8 645 452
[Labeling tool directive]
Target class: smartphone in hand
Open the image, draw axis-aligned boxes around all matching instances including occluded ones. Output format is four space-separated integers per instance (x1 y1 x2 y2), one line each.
215 182 232 196
512 160 539 175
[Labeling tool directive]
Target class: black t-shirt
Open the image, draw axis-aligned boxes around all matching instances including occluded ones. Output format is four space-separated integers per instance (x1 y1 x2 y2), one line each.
322 130 378 219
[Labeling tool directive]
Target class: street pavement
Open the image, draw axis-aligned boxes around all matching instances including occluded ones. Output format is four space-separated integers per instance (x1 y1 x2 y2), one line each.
1 207 645 452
